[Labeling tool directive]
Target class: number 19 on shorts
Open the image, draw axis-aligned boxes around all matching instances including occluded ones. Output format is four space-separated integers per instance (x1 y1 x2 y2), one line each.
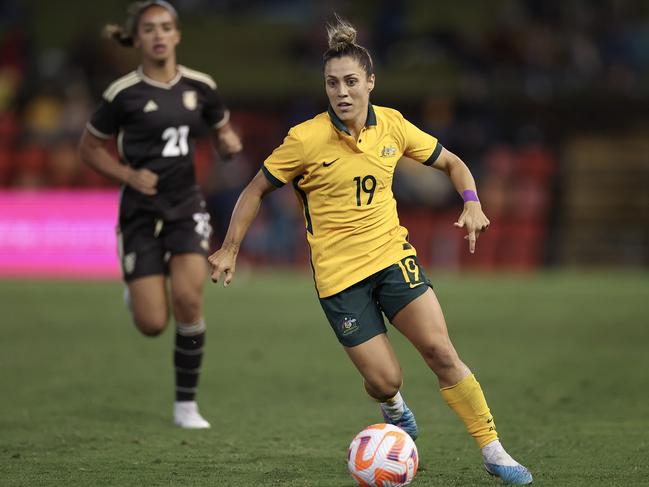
397 257 422 288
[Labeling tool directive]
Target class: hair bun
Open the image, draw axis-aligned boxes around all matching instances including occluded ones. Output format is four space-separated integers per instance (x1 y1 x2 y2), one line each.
102 24 121 39
102 23 133 47
327 17 358 51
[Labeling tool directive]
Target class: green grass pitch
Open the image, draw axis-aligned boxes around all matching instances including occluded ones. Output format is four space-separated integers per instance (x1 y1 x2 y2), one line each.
1 271 648 486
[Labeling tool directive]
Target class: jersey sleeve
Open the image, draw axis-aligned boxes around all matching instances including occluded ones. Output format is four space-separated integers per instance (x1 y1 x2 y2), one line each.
402 117 443 166
87 98 119 139
203 86 230 129
262 128 304 187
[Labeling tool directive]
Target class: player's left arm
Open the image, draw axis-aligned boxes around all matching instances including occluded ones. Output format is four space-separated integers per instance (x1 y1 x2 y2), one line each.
208 170 276 286
432 147 490 254
200 79 242 160
213 121 242 160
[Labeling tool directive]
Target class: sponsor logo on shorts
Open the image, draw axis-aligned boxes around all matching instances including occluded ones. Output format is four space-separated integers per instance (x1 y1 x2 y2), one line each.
123 252 136 275
193 212 212 241
341 316 359 336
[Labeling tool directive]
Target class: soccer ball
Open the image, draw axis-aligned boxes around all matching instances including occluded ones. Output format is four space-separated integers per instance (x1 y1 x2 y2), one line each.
347 423 418 487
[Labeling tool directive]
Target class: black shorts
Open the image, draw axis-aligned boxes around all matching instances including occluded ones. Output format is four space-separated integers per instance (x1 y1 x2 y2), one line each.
319 256 432 347
117 209 212 282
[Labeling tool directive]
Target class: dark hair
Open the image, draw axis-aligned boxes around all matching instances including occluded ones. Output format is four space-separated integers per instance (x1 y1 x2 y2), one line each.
323 16 374 76
103 0 179 47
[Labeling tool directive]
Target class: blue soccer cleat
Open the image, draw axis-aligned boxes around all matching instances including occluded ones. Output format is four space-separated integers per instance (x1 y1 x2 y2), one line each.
484 462 533 485
381 403 418 440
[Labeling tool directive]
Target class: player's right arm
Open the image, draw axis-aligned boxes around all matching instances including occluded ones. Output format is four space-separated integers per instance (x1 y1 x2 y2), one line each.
78 129 158 195
208 170 277 287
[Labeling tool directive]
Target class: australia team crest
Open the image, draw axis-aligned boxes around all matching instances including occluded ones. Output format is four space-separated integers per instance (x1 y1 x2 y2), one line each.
340 316 359 336
380 145 398 158
183 90 197 110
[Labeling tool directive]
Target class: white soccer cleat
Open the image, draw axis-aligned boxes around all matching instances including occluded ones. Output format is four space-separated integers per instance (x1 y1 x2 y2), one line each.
173 401 211 429
484 462 533 485
482 440 532 485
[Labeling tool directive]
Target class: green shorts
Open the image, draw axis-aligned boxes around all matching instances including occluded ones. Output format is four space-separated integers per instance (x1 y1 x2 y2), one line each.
319 256 432 347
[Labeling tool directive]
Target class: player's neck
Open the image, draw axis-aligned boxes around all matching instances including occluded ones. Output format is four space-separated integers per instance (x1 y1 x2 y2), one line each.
346 112 367 140
141 58 178 84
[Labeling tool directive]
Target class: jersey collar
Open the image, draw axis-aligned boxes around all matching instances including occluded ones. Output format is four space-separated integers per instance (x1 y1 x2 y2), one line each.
136 66 182 89
327 103 377 135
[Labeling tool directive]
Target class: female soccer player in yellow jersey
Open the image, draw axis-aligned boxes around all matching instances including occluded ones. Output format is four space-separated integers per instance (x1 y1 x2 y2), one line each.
209 17 532 485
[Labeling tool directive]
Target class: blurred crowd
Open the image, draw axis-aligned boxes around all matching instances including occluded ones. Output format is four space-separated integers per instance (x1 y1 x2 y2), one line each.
1 0 647 268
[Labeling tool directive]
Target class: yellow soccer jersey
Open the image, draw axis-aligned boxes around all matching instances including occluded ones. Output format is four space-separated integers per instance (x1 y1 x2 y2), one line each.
262 104 442 298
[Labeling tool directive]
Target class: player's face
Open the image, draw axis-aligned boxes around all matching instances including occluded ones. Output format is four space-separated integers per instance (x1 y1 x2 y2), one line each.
325 56 375 127
134 6 180 63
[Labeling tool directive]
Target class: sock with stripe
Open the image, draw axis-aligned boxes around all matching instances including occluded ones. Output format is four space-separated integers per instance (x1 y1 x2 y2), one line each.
174 319 206 402
380 391 406 421
440 374 499 449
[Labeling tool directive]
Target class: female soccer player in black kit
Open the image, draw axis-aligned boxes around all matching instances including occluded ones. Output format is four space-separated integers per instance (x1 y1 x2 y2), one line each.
78 0 242 428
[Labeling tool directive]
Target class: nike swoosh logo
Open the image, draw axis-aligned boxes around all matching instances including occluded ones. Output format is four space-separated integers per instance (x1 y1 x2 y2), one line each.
409 282 424 288
322 158 340 167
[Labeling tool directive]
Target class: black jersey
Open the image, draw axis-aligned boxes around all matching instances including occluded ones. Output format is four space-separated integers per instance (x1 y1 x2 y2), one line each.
88 65 229 219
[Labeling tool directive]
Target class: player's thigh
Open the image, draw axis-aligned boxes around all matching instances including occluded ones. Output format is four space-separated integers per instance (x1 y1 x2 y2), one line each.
319 277 387 348
119 212 169 334
375 256 450 350
168 253 208 323
390 288 469 386
390 287 455 351
344 334 403 398
319 278 401 394
164 213 210 323
127 275 169 336
377 257 465 380
118 211 167 282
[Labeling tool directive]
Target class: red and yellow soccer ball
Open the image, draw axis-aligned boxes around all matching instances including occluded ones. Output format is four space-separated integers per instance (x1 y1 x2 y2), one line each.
347 423 419 487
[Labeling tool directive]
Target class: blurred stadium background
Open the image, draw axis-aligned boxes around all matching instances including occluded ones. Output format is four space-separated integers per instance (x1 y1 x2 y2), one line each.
1 1 648 486
1 0 648 274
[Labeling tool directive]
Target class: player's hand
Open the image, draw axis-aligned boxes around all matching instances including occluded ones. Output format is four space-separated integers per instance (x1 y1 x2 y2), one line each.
453 202 490 254
216 125 242 160
208 245 238 287
126 168 158 195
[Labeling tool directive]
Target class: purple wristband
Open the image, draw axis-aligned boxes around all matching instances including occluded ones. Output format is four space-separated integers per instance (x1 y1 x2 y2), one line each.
462 190 479 203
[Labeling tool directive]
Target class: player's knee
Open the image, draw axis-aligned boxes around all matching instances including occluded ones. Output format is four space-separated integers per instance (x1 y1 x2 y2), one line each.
134 314 168 337
420 343 460 372
368 373 402 400
171 291 202 323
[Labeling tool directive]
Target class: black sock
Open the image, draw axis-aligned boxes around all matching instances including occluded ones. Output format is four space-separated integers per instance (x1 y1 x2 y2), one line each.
174 319 206 402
